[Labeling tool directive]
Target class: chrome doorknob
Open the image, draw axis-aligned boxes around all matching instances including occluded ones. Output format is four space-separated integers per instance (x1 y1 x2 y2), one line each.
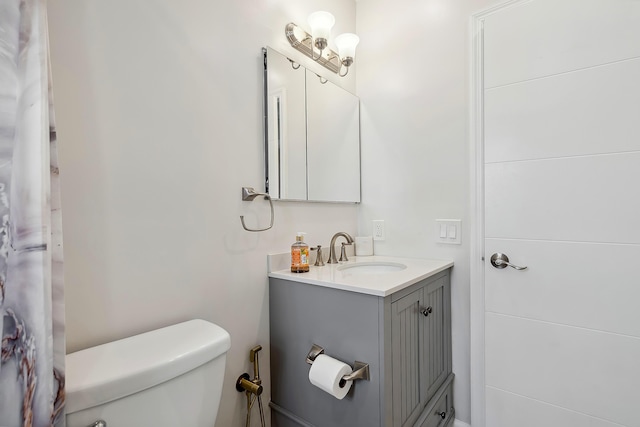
490 253 527 270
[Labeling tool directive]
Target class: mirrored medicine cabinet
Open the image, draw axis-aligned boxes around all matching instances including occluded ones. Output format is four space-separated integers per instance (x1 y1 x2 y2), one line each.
263 47 361 203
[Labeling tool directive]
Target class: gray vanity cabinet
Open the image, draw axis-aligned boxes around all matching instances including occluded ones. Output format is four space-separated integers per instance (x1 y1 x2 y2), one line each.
269 268 454 427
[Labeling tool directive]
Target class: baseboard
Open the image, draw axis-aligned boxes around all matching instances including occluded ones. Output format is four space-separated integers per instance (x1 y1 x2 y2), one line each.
454 420 471 427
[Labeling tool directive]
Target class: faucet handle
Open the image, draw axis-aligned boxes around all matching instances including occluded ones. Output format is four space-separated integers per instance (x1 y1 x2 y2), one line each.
311 245 325 266
339 242 353 262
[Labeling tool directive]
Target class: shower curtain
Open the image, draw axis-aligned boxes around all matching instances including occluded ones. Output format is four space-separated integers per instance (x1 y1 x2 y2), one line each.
0 0 65 426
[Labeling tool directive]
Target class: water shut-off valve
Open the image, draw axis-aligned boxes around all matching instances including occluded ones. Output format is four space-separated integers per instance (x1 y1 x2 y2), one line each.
236 345 264 395
236 345 266 427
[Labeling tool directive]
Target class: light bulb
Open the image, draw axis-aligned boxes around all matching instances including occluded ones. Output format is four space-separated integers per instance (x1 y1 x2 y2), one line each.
335 33 360 62
307 11 335 41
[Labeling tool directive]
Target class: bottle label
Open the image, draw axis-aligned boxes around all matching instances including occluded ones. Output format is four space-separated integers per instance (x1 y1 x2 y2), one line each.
291 247 309 267
291 248 301 266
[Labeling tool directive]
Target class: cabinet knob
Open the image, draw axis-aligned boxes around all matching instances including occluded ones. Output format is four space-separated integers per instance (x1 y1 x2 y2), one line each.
437 411 446 419
421 306 433 317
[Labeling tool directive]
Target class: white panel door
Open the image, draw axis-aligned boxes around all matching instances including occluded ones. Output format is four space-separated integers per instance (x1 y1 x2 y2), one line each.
482 1 640 426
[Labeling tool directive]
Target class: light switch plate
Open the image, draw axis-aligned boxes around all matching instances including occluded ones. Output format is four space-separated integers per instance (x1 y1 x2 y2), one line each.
435 219 461 244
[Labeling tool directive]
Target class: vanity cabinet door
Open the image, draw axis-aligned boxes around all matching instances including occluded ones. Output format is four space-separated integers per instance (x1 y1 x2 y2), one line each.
391 287 426 427
390 275 452 427
423 276 451 399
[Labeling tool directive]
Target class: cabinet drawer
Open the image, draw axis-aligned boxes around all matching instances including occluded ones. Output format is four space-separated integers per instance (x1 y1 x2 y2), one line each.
417 383 454 427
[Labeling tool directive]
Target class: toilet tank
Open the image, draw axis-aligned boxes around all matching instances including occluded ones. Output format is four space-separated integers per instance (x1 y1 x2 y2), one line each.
65 319 231 427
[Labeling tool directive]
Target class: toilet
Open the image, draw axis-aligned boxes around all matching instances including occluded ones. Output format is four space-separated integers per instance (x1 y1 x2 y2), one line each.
65 319 231 427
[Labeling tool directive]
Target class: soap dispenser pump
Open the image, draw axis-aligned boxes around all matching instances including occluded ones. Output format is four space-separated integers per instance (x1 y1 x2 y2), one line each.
291 232 310 273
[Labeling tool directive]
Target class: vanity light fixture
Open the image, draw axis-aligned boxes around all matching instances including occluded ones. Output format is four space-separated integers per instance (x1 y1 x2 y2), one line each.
285 11 359 77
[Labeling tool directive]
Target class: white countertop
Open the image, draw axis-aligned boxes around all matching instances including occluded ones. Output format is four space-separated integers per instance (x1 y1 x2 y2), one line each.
268 255 453 297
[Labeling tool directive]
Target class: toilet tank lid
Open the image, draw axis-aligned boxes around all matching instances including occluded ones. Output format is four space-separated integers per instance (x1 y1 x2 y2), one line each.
65 319 231 413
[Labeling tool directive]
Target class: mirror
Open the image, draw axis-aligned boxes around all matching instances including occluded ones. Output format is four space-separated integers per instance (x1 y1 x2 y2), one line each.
264 47 360 203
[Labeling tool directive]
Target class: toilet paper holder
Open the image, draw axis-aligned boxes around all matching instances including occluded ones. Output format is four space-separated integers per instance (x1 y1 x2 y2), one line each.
306 344 370 382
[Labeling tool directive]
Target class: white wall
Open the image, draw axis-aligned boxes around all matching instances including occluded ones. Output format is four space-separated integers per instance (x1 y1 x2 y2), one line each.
355 0 499 423
47 1 358 426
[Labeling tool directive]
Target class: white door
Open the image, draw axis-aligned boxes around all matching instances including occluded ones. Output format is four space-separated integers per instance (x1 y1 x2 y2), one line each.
479 1 640 426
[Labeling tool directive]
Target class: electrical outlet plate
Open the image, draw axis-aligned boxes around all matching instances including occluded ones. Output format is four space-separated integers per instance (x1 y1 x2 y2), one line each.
435 219 461 244
373 220 385 241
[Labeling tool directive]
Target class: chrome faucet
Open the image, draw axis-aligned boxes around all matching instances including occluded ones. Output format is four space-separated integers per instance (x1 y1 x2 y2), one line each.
327 232 354 264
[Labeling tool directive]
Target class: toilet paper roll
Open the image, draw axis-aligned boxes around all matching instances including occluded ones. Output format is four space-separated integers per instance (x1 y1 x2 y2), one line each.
308 354 353 400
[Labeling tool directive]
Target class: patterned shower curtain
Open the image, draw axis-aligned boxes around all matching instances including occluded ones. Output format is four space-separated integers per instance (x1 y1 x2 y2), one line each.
0 0 65 426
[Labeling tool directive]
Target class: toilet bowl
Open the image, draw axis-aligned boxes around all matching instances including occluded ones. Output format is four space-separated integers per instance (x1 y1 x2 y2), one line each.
65 319 231 427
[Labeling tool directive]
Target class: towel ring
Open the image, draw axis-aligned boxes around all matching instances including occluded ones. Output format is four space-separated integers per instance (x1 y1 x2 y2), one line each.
240 187 274 232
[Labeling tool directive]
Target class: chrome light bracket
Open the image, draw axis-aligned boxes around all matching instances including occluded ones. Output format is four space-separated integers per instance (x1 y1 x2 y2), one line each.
285 23 341 74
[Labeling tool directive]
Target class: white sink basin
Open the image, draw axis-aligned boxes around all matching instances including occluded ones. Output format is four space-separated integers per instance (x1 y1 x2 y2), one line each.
337 262 407 274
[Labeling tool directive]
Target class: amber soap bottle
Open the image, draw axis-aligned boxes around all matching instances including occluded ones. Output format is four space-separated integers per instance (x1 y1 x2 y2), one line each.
291 232 309 273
